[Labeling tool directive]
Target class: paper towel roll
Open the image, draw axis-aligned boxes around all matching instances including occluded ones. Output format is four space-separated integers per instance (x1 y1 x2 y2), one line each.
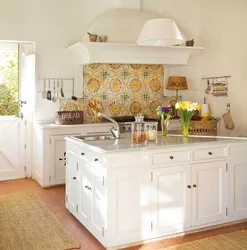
200 104 209 117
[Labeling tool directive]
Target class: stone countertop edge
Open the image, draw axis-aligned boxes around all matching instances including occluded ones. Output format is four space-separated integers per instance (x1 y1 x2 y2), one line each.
65 134 247 154
35 122 113 129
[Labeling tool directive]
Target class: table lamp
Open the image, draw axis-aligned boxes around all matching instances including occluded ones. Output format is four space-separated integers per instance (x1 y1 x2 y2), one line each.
167 76 188 100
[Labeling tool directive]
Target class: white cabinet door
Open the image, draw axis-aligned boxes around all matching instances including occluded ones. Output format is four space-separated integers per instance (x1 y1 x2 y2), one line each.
65 152 79 214
229 144 247 220
78 159 92 228
50 134 79 185
191 161 227 226
109 167 151 246
91 161 106 244
152 165 191 234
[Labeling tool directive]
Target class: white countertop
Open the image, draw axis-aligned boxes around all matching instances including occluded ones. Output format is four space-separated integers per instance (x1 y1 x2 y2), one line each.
65 133 247 153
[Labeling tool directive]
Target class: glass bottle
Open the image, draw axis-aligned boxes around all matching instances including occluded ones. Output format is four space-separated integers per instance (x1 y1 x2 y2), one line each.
145 122 158 141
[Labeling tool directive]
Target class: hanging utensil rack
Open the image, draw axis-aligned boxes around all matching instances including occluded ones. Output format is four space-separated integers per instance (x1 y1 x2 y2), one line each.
201 76 231 97
38 78 75 101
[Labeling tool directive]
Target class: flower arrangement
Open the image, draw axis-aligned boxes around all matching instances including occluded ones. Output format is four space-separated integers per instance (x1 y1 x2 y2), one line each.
156 105 174 119
156 105 174 136
175 101 201 137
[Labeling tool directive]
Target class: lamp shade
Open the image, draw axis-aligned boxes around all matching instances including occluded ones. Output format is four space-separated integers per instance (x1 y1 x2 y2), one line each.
136 18 186 46
167 76 188 90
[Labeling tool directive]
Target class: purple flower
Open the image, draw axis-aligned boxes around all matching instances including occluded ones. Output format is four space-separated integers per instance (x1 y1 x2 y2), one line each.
156 105 174 118
161 105 172 113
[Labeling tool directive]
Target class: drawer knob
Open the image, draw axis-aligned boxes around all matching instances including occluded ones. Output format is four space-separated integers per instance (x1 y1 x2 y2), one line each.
170 156 174 159
208 152 212 155
59 158 63 161
94 158 98 162
73 177 76 180
193 184 197 188
81 152 85 156
187 185 191 189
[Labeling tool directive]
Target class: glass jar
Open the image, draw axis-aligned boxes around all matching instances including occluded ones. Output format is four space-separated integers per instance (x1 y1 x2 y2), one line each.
131 122 147 144
145 122 158 141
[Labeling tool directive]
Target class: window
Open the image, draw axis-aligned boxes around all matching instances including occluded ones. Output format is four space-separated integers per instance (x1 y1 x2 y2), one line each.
0 43 19 116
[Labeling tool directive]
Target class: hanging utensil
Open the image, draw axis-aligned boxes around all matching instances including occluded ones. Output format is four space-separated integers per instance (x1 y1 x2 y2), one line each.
56 79 60 100
205 79 211 94
71 78 78 100
60 79 65 98
47 79 52 100
42 79 47 98
52 80 57 102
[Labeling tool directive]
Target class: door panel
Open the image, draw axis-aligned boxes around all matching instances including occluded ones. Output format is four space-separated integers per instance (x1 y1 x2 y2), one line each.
65 152 79 213
192 161 227 226
152 165 191 234
229 144 247 219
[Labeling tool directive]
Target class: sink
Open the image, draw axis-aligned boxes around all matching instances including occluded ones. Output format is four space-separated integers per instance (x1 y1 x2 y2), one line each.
72 134 117 141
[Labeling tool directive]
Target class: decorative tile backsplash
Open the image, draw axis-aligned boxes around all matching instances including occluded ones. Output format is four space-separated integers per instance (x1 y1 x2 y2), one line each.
60 63 165 122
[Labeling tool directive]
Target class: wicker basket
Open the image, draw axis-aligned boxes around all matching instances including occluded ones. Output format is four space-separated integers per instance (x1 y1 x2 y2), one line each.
189 119 220 136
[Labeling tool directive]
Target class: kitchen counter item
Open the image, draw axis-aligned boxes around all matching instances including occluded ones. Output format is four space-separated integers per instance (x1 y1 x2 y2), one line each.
55 111 84 125
189 119 220 136
145 122 158 141
131 121 146 143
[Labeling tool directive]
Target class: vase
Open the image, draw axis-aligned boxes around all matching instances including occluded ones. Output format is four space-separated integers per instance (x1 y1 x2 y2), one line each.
181 121 190 137
161 116 169 136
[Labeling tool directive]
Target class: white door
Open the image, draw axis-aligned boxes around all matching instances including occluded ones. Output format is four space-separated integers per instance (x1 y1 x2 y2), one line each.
151 165 191 234
191 161 227 226
0 43 34 181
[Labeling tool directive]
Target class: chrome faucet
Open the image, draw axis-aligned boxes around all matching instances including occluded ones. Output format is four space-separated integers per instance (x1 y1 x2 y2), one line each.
97 112 120 139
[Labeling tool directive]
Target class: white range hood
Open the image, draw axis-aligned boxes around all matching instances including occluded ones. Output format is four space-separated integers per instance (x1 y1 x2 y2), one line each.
66 7 204 66
66 41 204 66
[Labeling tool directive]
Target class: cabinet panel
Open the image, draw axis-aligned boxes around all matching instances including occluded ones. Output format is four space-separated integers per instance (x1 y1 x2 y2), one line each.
152 165 191 234
51 134 79 185
110 167 151 244
78 161 92 227
65 152 79 214
229 144 247 219
192 161 227 226
230 162 247 219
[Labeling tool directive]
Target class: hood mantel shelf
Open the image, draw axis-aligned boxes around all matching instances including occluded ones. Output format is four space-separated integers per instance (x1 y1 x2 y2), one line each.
65 42 204 66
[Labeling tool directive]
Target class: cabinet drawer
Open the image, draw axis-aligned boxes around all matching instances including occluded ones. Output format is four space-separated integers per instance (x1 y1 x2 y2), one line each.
152 150 190 165
193 147 226 161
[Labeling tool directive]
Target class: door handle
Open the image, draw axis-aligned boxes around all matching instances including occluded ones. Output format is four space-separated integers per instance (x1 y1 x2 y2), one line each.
187 185 191 189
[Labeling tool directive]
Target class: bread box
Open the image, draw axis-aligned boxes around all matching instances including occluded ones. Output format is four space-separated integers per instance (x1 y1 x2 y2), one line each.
55 111 84 125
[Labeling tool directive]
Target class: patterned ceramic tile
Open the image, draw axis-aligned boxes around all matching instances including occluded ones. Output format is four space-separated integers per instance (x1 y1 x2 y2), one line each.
60 63 166 122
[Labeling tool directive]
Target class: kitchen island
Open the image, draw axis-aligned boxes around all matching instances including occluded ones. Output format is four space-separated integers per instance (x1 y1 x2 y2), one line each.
65 134 247 250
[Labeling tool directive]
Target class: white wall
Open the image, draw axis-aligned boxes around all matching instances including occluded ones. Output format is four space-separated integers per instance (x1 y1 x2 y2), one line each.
0 0 116 121
142 0 247 136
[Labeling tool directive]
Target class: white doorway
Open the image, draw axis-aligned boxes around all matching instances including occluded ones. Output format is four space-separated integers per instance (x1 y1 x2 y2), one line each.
0 42 35 181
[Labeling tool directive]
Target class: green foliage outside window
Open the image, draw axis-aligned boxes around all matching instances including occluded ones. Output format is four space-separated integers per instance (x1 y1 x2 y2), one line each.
0 51 19 116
